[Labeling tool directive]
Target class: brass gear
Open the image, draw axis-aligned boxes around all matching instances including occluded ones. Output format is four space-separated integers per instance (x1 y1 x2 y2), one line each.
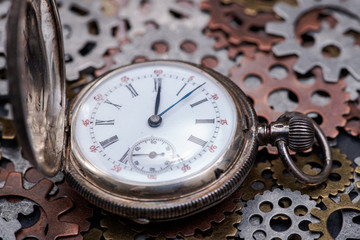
0 172 79 239
201 0 282 51
240 160 275 201
220 0 297 16
229 52 350 139
271 148 353 201
309 194 360 240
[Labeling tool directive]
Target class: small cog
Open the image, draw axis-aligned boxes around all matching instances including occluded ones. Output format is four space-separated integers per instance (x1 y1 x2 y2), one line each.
238 188 319 239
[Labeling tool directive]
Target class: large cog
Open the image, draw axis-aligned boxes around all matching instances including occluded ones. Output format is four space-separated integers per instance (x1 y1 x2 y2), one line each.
238 188 319 239
57 0 119 80
230 52 350 139
266 0 360 82
113 26 238 75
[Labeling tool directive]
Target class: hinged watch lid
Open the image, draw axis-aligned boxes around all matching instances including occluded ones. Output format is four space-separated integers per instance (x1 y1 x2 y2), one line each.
7 0 66 176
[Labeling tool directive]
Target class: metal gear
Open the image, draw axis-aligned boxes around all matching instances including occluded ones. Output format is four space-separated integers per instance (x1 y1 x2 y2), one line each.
0 0 10 55
344 74 360 101
310 194 360 240
0 217 21 240
266 0 360 82
240 161 275 201
272 148 353 201
229 52 350 139
101 212 141 240
57 0 119 81
112 26 238 75
119 0 209 37
24 167 94 239
337 211 360 240
0 198 34 221
180 202 241 240
0 172 79 239
238 188 319 239
220 0 297 15
201 0 282 51
0 146 64 195
345 100 360 138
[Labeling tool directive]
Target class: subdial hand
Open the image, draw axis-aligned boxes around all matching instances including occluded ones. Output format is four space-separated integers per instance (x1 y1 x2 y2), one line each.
132 152 166 159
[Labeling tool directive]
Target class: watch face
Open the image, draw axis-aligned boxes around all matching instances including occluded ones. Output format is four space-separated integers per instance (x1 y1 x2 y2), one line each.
71 61 238 185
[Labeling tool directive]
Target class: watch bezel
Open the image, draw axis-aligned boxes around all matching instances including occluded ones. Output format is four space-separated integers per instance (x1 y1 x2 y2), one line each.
66 60 258 220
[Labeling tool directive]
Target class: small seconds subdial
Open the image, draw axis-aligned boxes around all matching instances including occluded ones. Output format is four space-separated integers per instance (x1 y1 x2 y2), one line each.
129 137 176 174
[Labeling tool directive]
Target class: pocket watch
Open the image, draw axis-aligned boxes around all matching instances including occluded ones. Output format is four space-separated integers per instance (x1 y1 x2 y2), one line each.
6 0 332 221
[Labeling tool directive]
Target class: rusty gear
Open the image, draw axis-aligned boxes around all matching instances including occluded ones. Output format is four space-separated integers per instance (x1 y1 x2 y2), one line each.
0 172 79 239
309 194 360 240
24 167 94 239
240 160 275 201
272 148 353 201
229 52 350 139
221 0 297 15
344 100 360 138
201 0 282 51
205 29 257 60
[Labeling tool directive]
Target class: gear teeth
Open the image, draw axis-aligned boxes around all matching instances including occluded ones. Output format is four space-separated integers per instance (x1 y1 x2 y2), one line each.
310 208 323 219
308 222 323 232
30 179 54 198
3 172 22 189
273 2 296 19
272 40 298 56
339 194 352 205
293 56 317 74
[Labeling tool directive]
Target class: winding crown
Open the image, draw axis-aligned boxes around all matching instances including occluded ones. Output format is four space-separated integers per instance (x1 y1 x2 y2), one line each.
288 116 315 152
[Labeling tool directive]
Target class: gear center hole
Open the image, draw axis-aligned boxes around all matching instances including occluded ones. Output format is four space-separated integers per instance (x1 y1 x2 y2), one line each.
322 45 341 58
270 214 292 232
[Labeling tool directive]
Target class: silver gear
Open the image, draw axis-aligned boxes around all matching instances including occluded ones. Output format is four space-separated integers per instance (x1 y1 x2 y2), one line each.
238 188 319 240
344 74 360 101
0 217 21 240
119 0 209 38
266 0 360 82
0 0 10 55
0 147 64 195
0 198 34 221
57 0 119 81
337 211 360 240
113 27 238 76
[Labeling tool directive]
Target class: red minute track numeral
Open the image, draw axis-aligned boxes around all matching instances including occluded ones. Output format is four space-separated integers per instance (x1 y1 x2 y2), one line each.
147 175 157 180
181 164 191 173
82 119 90 127
154 69 163 75
121 76 129 83
209 145 217 153
220 119 228 125
188 76 194 81
211 94 219 100
90 145 97 153
111 165 122 173
94 94 102 101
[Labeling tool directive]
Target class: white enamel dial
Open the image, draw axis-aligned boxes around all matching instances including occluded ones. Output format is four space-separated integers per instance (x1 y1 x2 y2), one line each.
71 61 237 184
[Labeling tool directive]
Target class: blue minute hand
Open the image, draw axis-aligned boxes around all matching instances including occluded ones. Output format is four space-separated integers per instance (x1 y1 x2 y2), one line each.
158 82 206 117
